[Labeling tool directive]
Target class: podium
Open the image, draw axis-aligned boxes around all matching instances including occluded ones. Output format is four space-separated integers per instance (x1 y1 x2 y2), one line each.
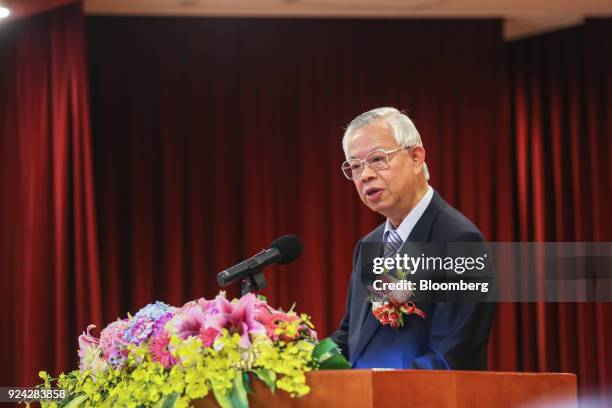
194 369 577 407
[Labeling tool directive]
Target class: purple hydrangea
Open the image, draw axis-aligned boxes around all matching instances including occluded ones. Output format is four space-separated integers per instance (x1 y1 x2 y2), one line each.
151 312 174 339
123 317 155 344
123 301 177 344
134 301 176 321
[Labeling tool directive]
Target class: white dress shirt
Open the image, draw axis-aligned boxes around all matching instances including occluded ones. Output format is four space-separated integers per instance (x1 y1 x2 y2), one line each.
383 185 434 244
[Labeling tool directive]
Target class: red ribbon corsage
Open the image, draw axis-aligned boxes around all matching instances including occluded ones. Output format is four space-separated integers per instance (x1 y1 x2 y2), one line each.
372 301 427 328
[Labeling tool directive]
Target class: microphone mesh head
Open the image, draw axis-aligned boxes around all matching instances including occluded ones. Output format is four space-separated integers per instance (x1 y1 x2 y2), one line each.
270 234 302 264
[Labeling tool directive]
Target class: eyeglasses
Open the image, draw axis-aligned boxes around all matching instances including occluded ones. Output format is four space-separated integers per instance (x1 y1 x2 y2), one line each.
341 146 411 180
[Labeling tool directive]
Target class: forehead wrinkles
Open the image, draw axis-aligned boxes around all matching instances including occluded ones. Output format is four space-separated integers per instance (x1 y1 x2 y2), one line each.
349 126 396 159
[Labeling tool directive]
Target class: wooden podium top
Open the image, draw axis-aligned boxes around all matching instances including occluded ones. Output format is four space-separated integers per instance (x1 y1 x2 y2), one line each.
196 369 577 408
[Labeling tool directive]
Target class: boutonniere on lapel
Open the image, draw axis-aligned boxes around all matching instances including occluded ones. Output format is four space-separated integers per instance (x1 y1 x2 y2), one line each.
369 270 426 328
372 300 426 328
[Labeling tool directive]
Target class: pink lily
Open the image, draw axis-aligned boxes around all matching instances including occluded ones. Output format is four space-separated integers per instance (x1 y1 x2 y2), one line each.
206 293 265 348
78 324 100 358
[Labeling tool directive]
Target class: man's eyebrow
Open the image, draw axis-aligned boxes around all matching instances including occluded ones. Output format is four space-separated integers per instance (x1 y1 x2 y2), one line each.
350 146 383 159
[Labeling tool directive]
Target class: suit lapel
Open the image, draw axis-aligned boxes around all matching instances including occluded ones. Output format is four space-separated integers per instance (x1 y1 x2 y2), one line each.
406 190 446 243
351 227 384 364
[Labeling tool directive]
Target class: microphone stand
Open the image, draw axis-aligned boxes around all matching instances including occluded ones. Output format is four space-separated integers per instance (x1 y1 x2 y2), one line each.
241 268 268 296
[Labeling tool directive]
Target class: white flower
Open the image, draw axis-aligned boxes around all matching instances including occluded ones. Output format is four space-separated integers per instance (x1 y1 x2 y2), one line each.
79 344 108 377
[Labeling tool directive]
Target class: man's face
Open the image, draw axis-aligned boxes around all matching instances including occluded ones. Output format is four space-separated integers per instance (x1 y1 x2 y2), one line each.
347 122 417 221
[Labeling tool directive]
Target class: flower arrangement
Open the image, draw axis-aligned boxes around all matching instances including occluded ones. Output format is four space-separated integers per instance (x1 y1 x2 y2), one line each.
37 292 348 408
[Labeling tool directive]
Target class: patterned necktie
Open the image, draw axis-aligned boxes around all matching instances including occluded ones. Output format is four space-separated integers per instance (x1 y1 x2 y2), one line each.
384 230 403 258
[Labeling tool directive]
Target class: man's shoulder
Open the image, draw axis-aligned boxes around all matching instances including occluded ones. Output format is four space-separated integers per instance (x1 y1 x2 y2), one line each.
432 202 485 242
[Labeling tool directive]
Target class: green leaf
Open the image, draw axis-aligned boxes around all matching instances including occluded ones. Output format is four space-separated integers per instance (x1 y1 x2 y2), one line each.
243 372 253 394
157 393 179 408
312 338 338 360
253 369 276 393
63 394 89 408
212 374 249 408
313 338 351 369
211 380 233 408
228 373 249 408
318 353 351 370
256 295 268 302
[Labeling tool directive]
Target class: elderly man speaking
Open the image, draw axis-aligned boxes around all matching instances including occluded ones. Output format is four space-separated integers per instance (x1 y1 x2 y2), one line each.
331 107 495 370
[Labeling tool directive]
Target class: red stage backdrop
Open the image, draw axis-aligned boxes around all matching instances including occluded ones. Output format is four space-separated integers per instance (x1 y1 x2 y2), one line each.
506 20 612 399
0 5 102 388
0 5 610 402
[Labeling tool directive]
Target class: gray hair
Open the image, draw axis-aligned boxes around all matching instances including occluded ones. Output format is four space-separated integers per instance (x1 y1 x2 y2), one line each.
342 107 430 180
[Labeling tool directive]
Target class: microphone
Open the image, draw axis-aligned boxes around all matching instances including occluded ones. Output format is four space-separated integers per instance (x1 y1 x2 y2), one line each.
216 234 302 288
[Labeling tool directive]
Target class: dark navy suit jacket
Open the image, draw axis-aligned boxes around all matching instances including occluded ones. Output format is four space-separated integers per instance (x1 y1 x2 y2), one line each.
331 190 496 369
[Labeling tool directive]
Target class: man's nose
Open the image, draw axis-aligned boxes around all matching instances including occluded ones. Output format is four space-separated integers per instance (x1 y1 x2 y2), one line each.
359 163 377 183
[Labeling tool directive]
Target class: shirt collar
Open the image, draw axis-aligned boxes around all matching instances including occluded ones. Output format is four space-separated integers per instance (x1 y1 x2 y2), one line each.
384 185 434 243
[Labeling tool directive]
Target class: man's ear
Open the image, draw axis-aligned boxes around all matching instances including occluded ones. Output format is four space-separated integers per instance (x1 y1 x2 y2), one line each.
411 145 426 168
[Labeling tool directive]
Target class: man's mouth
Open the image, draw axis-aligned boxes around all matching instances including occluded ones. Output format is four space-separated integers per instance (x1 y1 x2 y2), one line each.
364 188 383 200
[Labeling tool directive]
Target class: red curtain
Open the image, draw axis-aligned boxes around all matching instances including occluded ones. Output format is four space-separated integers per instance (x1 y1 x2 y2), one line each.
500 19 612 400
0 4 102 387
